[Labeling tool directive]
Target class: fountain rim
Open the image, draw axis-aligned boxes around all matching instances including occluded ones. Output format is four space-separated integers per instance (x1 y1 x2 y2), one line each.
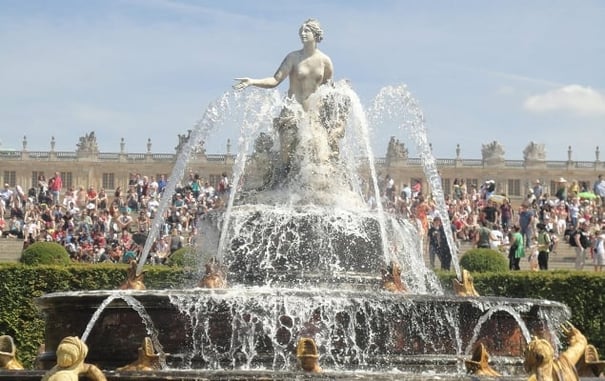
35 288 570 311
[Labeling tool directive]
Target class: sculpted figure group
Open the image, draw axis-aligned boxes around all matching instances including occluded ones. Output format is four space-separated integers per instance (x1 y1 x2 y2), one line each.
234 18 346 177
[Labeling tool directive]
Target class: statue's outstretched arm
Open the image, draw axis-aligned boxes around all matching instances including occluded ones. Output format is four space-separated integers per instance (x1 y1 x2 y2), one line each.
233 54 291 90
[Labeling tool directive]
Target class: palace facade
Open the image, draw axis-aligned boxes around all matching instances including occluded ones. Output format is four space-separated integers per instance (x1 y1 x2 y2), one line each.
1 133 603 202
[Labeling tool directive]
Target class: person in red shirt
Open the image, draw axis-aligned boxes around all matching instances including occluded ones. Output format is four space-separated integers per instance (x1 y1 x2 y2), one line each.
48 172 63 205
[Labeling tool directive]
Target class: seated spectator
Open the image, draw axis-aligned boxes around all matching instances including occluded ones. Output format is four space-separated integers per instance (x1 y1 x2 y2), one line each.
116 209 134 233
6 216 23 238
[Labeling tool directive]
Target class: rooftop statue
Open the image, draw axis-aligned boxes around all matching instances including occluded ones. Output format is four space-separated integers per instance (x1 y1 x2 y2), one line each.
481 140 505 162
76 131 99 155
387 136 408 160
523 141 546 161
234 19 347 176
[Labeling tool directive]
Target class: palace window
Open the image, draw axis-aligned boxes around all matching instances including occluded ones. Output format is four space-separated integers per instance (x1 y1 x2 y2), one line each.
3 171 16 187
209 174 220 188
31 171 44 189
508 179 521 196
102 173 115 190
61 172 73 190
466 178 478 191
442 178 451 197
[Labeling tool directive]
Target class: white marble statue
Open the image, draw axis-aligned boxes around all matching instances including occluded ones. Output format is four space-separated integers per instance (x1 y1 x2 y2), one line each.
233 19 343 175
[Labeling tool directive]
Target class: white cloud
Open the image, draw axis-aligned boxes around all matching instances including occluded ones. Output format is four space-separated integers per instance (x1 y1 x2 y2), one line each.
523 85 605 116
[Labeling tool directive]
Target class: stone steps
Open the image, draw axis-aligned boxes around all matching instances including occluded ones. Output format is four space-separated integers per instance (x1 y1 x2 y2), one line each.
0 237 23 263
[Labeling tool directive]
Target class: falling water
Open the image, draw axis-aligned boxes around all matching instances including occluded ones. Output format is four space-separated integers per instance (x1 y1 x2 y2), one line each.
464 305 532 355
81 292 165 367
215 89 283 262
368 85 461 279
136 92 233 275
194 81 442 293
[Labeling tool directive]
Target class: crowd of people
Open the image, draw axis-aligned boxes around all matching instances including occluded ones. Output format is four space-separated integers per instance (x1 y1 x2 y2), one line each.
381 174 605 272
0 171 231 265
2 168 604 272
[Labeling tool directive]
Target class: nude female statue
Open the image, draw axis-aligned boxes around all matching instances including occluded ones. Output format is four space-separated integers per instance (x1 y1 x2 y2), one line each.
233 18 333 111
234 19 340 174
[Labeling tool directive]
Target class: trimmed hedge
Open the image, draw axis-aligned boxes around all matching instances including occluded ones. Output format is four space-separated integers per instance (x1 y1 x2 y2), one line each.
20 242 71 266
0 263 186 368
459 248 508 273
438 270 605 357
166 246 197 267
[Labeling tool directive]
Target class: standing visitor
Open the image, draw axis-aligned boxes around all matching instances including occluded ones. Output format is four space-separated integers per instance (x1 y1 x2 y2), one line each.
508 225 525 271
427 216 452 270
500 198 513 231
48 172 63 205
536 223 551 270
593 229 605 272
594 174 605 208
572 219 591 270
518 203 535 248
474 221 491 249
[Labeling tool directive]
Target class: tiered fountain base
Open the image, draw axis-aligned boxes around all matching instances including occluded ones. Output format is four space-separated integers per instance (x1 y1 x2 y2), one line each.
29 289 570 378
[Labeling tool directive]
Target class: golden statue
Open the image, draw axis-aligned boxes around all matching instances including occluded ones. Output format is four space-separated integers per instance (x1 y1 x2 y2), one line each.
116 337 161 372
119 260 146 290
453 268 479 297
198 258 226 289
577 344 605 377
41 336 106 381
0 335 24 370
524 322 587 381
464 343 501 376
381 262 406 293
296 337 322 373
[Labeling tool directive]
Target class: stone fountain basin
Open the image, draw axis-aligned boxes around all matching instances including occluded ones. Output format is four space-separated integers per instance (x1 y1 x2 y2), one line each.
35 289 570 375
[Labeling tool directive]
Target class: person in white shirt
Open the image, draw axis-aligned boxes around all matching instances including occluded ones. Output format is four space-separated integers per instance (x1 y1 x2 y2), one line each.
489 226 504 250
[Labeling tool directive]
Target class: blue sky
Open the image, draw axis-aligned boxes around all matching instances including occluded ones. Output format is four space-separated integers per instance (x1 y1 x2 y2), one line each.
1 0 604 160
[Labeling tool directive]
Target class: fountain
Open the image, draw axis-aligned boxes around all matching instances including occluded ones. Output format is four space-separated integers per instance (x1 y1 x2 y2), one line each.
5 19 574 380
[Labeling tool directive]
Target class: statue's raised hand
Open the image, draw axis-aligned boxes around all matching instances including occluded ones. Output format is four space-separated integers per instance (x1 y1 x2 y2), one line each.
233 78 251 90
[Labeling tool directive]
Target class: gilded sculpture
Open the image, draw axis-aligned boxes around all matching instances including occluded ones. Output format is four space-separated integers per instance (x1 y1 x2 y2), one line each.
524 322 587 381
296 337 322 373
0 335 24 370
198 258 226 289
464 343 501 377
576 344 605 377
41 336 106 381
116 337 161 372
381 262 406 293
452 269 479 297
119 260 146 290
